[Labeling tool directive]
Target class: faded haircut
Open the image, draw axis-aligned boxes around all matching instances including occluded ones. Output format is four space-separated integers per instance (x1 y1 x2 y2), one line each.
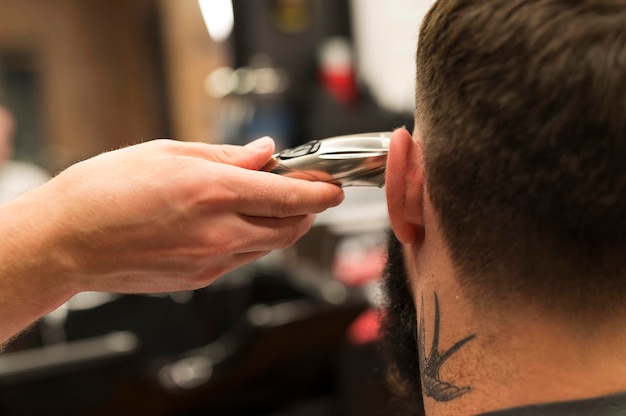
417 0 626 320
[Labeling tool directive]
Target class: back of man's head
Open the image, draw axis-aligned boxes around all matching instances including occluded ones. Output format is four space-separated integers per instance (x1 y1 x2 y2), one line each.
417 0 626 322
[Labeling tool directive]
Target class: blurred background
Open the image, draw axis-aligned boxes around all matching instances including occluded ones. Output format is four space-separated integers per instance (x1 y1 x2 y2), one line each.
0 1 432 415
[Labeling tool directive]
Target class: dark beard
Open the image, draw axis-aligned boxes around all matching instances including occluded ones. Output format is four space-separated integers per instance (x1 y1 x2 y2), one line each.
379 231 426 415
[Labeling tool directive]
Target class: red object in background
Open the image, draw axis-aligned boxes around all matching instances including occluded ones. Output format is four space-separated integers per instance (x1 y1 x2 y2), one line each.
318 37 359 106
320 67 358 105
333 234 386 344
348 308 381 345
332 246 387 287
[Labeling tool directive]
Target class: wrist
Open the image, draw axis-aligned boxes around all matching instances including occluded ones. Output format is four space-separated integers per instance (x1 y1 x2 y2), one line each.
0 186 79 341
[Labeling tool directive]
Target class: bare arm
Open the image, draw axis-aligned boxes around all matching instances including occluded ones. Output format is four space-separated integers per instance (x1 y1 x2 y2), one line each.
0 137 344 343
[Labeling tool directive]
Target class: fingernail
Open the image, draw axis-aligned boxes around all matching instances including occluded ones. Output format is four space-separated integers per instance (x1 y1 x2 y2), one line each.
245 136 274 150
331 191 345 207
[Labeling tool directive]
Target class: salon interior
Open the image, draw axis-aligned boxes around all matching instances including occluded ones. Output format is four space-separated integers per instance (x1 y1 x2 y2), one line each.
0 1 426 414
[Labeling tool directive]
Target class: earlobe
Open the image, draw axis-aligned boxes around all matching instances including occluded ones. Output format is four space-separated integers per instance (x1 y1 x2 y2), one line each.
385 128 425 244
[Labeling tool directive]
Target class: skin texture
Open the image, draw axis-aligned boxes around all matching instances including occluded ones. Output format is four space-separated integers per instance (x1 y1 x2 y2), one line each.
383 128 626 415
0 137 344 344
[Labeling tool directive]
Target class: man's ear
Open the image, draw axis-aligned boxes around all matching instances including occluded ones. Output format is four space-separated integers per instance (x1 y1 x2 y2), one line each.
385 128 425 244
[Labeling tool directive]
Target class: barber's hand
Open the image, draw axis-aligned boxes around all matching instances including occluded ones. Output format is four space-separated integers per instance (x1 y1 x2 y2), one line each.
28 137 344 294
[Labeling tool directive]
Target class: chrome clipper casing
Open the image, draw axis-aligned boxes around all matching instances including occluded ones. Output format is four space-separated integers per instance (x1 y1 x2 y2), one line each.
263 132 392 187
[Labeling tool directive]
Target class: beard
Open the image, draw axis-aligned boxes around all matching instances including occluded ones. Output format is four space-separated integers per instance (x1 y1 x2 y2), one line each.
379 231 426 415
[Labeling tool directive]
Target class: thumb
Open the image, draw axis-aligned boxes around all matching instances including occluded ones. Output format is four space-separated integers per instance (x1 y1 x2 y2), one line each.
210 136 276 170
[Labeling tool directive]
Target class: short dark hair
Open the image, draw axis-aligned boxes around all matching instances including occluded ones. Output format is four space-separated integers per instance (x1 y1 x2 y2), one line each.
417 0 626 320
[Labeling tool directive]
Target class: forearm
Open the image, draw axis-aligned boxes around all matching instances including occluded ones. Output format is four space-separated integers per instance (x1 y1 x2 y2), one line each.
0 189 77 344
0 138 344 345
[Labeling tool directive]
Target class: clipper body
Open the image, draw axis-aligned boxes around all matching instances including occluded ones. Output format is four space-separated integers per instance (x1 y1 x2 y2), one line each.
263 132 392 187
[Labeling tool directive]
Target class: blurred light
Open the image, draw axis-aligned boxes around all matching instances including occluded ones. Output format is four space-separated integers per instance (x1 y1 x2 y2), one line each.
204 65 289 98
159 356 213 390
205 67 235 98
198 0 234 43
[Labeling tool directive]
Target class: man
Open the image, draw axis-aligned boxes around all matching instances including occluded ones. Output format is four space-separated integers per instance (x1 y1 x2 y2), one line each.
0 136 344 345
0 105 50 204
381 0 626 415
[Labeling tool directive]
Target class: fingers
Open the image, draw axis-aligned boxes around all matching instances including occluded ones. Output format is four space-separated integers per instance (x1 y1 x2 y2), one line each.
184 213 317 259
184 250 272 290
161 137 276 170
223 169 345 218
234 214 317 253
152 139 345 217
212 137 276 170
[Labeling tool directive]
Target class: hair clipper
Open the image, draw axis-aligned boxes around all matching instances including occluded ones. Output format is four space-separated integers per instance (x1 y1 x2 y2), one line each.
262 132 392 187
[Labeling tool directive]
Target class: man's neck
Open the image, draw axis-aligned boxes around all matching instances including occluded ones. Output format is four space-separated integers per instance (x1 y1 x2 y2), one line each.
408 196 626 415
415 287 626 416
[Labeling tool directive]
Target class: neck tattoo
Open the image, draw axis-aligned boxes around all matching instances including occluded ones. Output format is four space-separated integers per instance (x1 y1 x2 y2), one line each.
419 292 477 402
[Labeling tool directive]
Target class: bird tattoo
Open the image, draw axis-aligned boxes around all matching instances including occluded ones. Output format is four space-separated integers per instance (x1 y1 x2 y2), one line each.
419 292 476 402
